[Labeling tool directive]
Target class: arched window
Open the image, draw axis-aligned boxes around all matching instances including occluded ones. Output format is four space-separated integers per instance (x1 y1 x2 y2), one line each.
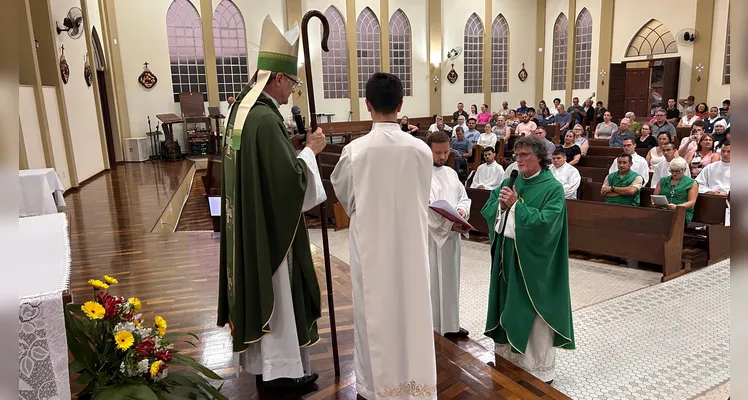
723 17 730 84
573 8 592 90
322 6 349 99
551 13 568 91
491 14 509 93
625 19 677 57
464 13 484 94
166 0 206 102
389 9 412 96
356 7 381 97
213 0 247 101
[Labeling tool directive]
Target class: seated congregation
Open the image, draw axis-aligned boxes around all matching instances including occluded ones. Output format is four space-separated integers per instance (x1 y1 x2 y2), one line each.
305 96 730 283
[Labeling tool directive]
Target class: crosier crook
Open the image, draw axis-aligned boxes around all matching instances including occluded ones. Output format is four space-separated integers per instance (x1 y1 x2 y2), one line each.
300 10 340 378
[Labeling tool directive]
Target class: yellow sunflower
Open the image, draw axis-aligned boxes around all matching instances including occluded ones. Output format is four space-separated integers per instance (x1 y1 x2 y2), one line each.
127 297 142 312
87 279 109 290
154 316 167 336
103 275 118 285
150 360 164 377
114 330 135 351
81 301 105 320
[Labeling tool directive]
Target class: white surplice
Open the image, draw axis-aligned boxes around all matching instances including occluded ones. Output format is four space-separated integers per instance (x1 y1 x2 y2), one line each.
650 158 673 188
240 147 327 380
550 162 581 199
331 122 437 400
505 161 518 179
609 153 650 186
428 166 472 335
470 162 505 190
696 161 731 193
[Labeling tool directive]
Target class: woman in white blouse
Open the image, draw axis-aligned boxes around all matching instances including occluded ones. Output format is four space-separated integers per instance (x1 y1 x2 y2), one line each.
478 123 498 149
647 131 672 168
677 107 701 128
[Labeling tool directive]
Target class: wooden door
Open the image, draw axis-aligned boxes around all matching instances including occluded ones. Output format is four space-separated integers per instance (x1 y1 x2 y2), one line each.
607 63 626 120
624 68 650 118
662 57 680 104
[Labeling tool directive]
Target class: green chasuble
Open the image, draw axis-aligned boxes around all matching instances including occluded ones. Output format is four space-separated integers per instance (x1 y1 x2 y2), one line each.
217 91 321 352
604 170 641 207
481 169 575 353
659 175 695 225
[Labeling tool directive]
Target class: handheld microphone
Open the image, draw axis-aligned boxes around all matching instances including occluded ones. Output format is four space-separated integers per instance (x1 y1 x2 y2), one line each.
292 105 305 132
498 170 519 236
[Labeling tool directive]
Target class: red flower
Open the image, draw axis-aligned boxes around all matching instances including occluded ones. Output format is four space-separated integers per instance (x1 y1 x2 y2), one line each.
134 337 155 357
123 312 133 320
95 290 110 304
102 296 124 320
155 349 172 363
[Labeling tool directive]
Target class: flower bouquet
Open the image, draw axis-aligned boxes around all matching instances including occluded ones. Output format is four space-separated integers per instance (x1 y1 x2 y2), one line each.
64 275 227 399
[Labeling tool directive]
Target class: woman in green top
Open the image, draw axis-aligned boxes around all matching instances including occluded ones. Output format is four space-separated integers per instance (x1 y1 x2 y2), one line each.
652 157 698 224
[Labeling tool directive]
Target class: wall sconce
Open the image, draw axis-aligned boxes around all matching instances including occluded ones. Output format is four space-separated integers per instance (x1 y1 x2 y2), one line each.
599 69 607 86
695 63 704 82
433 75 439 92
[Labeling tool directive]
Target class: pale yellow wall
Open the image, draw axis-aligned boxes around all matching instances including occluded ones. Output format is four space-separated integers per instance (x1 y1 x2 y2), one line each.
707 0 730 106
441 0 485 115
489 0 538 111
301 0 350 121
42 86 72 189
19 86 46 169
611 0 697 100
86 0 103 38
543 0 568 106
51 0 105 181
571 0 600 100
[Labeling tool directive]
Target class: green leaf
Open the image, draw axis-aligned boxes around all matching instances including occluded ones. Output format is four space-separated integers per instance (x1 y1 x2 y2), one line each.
93 383 159 400
69 359 86 373
75 370 95 385
64 305 97 371
171 354 222 380
167 371 227 400
155 390 187 400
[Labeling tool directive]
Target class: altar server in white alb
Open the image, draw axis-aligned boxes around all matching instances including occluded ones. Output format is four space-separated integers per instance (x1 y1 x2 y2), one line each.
427 131 472 338
608 138 650 186
331 72 437 400
696 140 730 195
550 148 581 199
470 146 505 190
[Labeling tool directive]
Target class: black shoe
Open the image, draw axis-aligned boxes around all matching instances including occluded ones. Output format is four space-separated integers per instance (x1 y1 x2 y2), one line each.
545 380 554 385
444 327 469 339
262 373 319 391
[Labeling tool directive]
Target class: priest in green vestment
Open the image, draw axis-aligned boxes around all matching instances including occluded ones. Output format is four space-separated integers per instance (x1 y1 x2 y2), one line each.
216 15 327 390
481 135 575 384
602 153 644 206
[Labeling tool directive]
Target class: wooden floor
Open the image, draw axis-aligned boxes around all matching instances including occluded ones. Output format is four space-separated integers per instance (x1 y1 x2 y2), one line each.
63 160 569 399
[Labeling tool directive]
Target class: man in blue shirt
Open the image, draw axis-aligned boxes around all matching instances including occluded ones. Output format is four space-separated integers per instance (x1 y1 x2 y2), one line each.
516 99 529 114
609 118 637 147
450 127 473 172
567 97 585 125
465 117 481 144
553 104 572 134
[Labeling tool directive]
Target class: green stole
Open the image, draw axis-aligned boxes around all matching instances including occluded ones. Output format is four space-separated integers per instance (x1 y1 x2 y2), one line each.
659 175 695 225
481 169 575 353
217 91 321 352
605 170 641 206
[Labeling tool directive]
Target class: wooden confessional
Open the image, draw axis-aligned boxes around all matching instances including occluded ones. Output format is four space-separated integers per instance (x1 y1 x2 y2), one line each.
607 57 680 121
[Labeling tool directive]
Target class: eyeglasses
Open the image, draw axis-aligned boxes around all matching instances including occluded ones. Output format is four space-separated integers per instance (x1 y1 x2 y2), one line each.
283 74 302 89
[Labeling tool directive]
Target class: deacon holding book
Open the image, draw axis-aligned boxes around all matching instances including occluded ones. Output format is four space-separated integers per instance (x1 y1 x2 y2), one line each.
331 72 437 399
427 131 472 338
481 135 575 384
217 16 326 390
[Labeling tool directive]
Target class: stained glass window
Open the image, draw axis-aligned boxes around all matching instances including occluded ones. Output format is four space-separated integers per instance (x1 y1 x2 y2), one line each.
166 0 207 102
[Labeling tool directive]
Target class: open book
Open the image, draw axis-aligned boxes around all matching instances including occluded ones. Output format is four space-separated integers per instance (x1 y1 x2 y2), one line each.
429 200 475 231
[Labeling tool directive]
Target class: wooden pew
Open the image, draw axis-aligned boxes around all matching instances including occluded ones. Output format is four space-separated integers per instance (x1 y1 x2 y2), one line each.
544 124 560 144
577 155 613 169
587 146 649 158
577 166 609 183
588 138 609 147
567 199 687 281
640 188 731 264
466 188 491 234
201 158 222 196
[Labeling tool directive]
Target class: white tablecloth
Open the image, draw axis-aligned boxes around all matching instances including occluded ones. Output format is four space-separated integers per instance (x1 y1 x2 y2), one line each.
19 168 66 217
18 213 71 400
